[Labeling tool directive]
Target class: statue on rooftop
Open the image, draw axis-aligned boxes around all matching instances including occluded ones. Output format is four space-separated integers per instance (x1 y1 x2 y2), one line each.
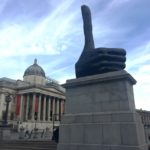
75 5 126 78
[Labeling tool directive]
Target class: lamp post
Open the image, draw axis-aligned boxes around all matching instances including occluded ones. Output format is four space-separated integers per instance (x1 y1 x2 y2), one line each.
3 95 12 126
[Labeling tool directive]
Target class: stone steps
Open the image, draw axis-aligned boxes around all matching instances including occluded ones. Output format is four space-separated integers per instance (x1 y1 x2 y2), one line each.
0 140 57 150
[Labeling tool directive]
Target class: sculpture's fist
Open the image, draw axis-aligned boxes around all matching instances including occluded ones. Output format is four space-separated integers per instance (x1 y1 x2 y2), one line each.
75 48 126 78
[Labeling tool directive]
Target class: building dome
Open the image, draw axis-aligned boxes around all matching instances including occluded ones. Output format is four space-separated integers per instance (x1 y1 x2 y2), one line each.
24 59 45 78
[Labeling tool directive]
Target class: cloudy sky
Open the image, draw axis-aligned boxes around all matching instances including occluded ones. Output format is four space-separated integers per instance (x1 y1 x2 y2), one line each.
0 0 150 110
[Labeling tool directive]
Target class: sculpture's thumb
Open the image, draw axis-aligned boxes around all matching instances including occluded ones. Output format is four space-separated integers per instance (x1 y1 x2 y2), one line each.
81 5 95 51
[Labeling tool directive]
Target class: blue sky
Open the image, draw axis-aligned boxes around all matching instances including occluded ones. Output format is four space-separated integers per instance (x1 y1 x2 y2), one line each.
0 0 150 110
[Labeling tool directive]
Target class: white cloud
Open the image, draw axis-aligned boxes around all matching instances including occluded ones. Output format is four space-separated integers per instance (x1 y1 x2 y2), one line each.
59 76 75 84
0 0 77 57
126 41 150 110
127 41 150 70
134 74 150 110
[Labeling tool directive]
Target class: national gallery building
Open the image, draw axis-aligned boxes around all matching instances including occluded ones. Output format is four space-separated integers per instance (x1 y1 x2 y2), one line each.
0 59 65 131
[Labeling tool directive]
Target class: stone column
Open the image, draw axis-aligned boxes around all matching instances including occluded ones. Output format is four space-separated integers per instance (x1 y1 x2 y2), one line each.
0 94 5 120
59 99 62 121
56 99 59 121
19 95 23 121
52 97 56 120
43 95 46 121
25 95 29 121
61 99 65 114
7 95 12 122
32 93 36 121
38 94 41 121
48 97 51 121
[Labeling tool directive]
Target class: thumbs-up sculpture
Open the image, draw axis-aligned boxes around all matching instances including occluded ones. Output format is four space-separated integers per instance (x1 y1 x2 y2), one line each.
75 5 126 78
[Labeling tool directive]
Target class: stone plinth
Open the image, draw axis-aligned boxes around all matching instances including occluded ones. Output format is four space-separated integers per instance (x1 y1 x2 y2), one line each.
57 70 148 150
0 127 11 140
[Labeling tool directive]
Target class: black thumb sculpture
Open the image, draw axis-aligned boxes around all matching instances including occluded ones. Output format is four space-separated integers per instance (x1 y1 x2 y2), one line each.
75 5 126 78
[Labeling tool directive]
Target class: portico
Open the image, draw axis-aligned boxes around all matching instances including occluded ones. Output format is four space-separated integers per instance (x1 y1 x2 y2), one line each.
16 92 65 123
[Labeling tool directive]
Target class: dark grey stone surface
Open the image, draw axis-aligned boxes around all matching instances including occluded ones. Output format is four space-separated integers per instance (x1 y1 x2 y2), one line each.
0 127 11 140
64 70 136 114
58 71 148 150
75 5 126 78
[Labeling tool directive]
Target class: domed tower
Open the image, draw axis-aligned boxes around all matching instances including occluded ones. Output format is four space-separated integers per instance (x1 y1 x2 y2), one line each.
23 59 46 85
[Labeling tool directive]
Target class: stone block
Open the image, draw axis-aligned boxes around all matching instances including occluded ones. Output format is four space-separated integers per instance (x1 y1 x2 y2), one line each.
58 71 147 150
111 112 135 122
110 145 148 150
58 144 110 150
84 124 103 144
74 114 92 123
102 123 121 145
93 113 111 123
108 101 120 111
119 101 130 110
59 124 71 143
66 94 93 114
0 127 11 140
70 124 84 143
136 123 147 145
61 115 75 124
120 123 139 145
65 71 137 114
95 92 110 102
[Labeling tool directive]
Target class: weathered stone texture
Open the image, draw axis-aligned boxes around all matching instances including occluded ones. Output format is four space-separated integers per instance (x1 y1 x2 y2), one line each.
58 71 148 150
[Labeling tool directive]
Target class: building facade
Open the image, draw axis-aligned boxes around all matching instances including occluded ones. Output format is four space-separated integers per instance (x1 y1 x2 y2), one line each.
137 109 150 148
0 59 65 131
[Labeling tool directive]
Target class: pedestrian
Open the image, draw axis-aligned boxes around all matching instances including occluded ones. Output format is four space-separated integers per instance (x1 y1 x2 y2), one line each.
52 127 59 143
24 129 29 138
24 125 29 138
28 130 33 139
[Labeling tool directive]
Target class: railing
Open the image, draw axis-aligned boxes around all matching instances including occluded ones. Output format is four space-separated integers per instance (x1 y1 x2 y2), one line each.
19 128 53 140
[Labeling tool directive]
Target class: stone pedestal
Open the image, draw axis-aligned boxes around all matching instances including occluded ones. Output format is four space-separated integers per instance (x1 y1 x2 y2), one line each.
57 70 148 150
0 127 11 140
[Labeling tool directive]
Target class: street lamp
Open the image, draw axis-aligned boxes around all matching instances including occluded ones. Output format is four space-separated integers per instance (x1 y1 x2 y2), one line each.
3 95 12 126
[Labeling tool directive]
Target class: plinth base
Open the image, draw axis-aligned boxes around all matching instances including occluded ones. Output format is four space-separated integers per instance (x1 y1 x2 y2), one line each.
58 143 147 150
58 112 147 150
58 71 148 150
0 127 11 140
